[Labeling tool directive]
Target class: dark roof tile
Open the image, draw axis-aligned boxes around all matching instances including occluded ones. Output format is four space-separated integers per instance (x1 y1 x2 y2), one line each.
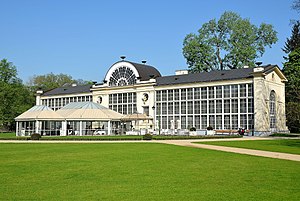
42 85 92 96
156 65 276 86
127 61 161 81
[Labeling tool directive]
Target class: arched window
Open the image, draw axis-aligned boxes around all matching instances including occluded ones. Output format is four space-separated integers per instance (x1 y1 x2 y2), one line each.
269 91 276 129
108 66 136 86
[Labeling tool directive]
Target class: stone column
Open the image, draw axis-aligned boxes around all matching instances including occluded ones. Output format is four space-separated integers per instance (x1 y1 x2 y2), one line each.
16 122 19 136
108 121 111 135
35 120 39 134
35 90 43 105
79 121 83 136
61 121 67 136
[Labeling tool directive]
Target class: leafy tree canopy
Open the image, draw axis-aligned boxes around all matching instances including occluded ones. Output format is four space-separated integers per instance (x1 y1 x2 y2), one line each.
0 59 19 84
283 48 300 103
0 59 34 130
292 0 300 12
286 102 300 133
27 73 93 92
183 11 278 72
283 21 300 55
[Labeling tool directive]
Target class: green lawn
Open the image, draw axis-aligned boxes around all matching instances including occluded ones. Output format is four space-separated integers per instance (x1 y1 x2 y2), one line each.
0 132 16 138
0 143 299 200
198 139 300 155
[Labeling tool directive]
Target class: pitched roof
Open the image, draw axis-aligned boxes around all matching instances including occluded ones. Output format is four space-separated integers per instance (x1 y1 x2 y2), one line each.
57 102 123 120
121 113 153 121
42 84 92 96
15 105 64 120
156 65 277 86
126 61 161 81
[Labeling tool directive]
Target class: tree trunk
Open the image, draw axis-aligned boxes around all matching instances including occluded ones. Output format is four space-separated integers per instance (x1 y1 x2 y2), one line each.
216 46 223 70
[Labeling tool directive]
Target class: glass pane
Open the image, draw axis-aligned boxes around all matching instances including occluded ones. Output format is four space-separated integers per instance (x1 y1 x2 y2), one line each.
248 84 253 97
181 102 186 114
231 85 238 97
201 87 207 99
188 101 193 114
216 86 222 98
194 88 200 99
194 101 200 114
231 99 238 113
240 84 246 97
209 87 215 99
168 90 173 101
240 99 247 113
181 89 186 100
224 85 230 98
201 101 207 114
187 88 193 100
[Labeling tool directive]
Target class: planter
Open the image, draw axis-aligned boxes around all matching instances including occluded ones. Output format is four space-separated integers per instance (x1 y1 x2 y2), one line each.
206 130 215 135
189 131 197 136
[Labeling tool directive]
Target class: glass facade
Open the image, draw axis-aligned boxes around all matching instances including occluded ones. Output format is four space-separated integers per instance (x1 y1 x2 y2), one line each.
155 83 254 130
108 66 136 86
109 92 137 114
41 95 92 111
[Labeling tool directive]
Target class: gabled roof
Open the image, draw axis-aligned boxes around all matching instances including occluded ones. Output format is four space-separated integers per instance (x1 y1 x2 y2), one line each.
156 65 280 86
42 84 92 96
263 65 287 81
15 105 64 121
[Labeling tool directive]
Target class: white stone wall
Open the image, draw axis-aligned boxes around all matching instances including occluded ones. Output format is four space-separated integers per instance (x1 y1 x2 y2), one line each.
253 68 288 135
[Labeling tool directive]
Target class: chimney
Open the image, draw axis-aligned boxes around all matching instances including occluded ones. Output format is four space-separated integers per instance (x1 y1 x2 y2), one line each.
175 70 189 75
35 89 44 105
253 61 264 72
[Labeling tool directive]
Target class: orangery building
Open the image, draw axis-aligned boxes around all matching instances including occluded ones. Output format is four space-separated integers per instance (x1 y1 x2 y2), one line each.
15 58 289 136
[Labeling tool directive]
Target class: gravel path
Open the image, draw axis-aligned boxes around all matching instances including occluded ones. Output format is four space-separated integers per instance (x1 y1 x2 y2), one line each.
159 138 300 162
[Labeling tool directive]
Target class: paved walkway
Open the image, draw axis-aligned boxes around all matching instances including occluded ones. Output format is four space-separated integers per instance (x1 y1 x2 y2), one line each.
1 137 300 162
159 138 300 162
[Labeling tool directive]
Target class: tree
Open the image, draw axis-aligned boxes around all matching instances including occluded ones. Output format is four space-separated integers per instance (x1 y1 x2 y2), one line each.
28 73 74 91
183 11 278 72
0 59 34 131
27 73 92 92
292 0 300 12
283 21 300 55
0 59 18 83
283 48 300 102
283 48 300 133
286 102 300 133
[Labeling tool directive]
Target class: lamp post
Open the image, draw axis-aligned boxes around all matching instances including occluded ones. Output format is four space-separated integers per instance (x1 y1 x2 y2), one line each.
152 106 160 135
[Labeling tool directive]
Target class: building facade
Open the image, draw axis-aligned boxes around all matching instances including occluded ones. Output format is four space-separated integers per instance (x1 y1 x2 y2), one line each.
34 59 289 136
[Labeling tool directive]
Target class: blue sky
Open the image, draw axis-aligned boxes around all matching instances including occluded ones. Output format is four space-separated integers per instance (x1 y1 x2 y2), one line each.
0 0 298 83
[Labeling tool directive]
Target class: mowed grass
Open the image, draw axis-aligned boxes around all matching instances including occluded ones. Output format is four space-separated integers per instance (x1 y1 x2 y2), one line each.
198 139 300 155
0 132 16 138
0 143 299 201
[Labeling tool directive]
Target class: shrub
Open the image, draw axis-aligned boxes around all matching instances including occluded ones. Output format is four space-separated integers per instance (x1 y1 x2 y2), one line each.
270 133 300 137
143 134 152 140
207 126 213 130
189 127 196 131
31 133 41 140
